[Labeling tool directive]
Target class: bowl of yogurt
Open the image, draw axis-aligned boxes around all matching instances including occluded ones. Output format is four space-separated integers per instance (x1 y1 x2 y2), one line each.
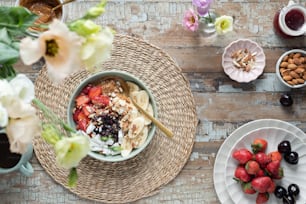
67 70 157 162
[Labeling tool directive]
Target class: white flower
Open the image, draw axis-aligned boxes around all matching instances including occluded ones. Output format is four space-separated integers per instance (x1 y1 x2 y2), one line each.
5 98 36 119
0 79 15 105
214 15 234 35
6 114 40 154
0 104 8 127
20 19 85 84
55 132 90 169
81 27 114 71
9 74 35 103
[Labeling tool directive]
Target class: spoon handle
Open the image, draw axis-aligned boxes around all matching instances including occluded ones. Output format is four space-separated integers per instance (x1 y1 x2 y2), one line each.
52 0 76 12
131 98 174 138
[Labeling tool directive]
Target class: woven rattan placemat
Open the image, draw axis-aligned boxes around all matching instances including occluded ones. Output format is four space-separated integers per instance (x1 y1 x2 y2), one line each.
34 34 198 203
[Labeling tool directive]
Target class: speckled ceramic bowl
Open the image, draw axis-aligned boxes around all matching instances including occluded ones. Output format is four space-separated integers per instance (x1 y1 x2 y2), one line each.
275 49 306 88
222 39 266 83
67 70 157 162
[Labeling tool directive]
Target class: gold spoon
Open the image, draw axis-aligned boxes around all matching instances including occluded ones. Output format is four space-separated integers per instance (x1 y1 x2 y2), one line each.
52 0 76 12
102 76 174 138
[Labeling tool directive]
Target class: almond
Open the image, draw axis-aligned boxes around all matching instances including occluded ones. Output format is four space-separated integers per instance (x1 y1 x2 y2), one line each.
296 78 305 84
295 67 305 74
287 81 295 85
293 53 302 58
290 71 300 79
293 58 301 65
288 63 297 70
283 75 293 81
282 55 289 62
280 61 289 68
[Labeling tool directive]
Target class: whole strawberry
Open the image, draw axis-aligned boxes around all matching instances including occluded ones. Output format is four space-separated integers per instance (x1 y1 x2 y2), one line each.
255 152 271 168
266 160 283 179
241 182 256 194
268 151 282 162
245 160 260 175
234 166 251 182
266 180 276 193
255 169 266 178
251 138 268 153
256 192 269 204
232 148 253 164
251 176 273 193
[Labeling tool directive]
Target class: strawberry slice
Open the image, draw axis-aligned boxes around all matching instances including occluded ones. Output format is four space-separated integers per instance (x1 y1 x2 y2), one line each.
76 95 90 107
82 104 94 116
82 84 93 95
73 109 82 122
92 95 110 107
77 119 89 131
88 86 102 100
76 111 87 121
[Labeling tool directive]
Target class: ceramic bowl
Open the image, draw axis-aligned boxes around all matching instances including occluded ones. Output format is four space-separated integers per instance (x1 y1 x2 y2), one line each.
275 49 306 88
222 39 266 83
67 70 157 162
15 0 66 37
225 126 306 204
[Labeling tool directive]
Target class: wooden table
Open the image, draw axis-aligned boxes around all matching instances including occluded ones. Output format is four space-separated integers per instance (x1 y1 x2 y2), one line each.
1 0 306 203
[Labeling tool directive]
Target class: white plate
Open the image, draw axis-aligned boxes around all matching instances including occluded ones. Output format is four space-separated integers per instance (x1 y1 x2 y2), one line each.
213 119 306 204
225 127 306 204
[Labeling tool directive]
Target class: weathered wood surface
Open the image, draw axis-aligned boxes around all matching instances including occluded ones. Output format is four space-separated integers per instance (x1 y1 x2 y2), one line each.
1 0 306 203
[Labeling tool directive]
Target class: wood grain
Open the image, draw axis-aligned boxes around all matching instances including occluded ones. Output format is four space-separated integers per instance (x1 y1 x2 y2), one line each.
1 0 306 203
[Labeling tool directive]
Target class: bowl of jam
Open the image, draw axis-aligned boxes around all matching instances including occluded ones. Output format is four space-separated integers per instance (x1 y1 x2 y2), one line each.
16 0 66 36
273 2 306 38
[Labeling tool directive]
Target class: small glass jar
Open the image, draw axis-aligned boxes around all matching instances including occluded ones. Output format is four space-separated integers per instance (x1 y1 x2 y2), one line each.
199 11 218 35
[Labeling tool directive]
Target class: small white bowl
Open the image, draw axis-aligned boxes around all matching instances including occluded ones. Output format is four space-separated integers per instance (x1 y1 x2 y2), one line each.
222 39 266 83
275 49 306 88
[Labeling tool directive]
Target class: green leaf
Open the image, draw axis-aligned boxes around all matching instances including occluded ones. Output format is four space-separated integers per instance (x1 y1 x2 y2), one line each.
0 64 16 79
0 6 37 37
0 42 19 65
68 168 78 187
0 28 12 44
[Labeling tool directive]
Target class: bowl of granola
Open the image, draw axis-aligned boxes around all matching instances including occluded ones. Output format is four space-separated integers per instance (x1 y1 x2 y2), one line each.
222 39 266 83
67 70 157 162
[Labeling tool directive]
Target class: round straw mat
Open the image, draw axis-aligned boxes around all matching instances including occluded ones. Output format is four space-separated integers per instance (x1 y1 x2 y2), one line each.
34 34 198 203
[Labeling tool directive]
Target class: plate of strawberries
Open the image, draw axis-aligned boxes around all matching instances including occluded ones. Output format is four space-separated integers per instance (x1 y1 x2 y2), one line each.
225 127 306 204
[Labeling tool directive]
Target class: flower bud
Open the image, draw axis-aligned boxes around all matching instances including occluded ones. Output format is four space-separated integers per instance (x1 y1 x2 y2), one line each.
69 20 101 37
41 124 61 146
85 7 105 19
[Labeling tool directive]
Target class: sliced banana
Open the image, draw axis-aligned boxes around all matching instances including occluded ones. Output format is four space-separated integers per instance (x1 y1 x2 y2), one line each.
143 103 153 125
121 137 133 157
131 90 149 110
127 81 140 93
128 116 145 139
134 126 148 148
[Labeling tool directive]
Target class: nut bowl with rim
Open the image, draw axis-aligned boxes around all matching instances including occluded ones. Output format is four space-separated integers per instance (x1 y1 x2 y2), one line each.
67 70 157 162
275 49 306 88
15 0 66 37
222 39 266 83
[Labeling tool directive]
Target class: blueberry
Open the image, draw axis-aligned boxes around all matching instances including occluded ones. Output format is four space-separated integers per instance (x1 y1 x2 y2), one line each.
278 140 292 154
275 185 287 199
280 94 293 107
284 151 299 164
288 183 300 197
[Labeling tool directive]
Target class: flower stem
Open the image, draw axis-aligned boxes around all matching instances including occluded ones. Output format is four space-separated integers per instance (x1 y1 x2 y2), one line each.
32 98 76 133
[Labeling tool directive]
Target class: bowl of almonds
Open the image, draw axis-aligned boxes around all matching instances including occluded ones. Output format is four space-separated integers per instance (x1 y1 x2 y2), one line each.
276 49 306 88
222 39 266 83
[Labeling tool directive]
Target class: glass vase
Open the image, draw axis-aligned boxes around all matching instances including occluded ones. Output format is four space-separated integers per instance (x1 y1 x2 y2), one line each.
199 11 218 35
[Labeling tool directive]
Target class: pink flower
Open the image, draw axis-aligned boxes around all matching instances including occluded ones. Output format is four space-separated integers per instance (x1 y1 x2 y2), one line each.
192 0 213 16
182 9 199 32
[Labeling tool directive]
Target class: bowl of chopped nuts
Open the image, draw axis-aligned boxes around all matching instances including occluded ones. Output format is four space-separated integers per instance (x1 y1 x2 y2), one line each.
67 70 157 162
276 49 306 88
222 39 266 83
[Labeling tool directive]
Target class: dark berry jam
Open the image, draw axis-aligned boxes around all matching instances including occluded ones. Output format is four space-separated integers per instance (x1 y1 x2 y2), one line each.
285 9 305 31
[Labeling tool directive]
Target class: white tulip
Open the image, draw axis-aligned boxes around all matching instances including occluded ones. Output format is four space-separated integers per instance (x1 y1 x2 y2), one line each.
9 74 35 103
0 104 8 127
6 115 41 154
0 79 15 105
